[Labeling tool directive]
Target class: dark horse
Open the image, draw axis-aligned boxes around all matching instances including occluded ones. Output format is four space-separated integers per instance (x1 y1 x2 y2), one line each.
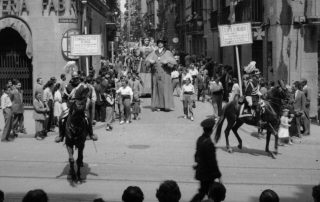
214 83 288 159
65 88 90 182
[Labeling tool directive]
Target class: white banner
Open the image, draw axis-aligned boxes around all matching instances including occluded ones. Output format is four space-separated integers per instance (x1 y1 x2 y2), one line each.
218 23 253 47
70 35 102 56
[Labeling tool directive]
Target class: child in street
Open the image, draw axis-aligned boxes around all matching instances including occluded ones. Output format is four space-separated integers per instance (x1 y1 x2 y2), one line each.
181 78 195 121
130 73 143 120
278 108 293 145
105 89 115 131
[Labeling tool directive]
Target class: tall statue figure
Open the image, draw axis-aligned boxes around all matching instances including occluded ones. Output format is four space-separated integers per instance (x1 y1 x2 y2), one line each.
146 38 177 111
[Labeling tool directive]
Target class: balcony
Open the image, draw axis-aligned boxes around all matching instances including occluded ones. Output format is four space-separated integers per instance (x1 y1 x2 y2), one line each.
236 0 263 24
217 0 263 25
186 19 204 35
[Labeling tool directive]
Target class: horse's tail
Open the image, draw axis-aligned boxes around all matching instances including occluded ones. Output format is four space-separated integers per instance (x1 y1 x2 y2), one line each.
214 103 227 143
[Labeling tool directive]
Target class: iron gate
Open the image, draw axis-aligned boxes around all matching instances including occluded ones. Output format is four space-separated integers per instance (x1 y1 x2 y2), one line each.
0 50 33 106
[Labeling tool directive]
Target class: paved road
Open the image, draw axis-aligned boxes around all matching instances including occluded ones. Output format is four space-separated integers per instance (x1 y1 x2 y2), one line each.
0 97 319 202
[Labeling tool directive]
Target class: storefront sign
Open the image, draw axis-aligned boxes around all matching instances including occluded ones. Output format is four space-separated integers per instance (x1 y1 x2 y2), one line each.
0 0 29 16
70 35 102 56
59 18 78 23
218 23 253 47
0 0 77 17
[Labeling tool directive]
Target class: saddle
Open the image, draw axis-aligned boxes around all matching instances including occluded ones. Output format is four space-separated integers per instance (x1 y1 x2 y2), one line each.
238 96 260 118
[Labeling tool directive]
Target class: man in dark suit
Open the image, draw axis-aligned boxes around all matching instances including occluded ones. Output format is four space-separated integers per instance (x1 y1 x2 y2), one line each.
191 118 222 202
10 80 26 136
301 78 310 135
293 81 307 138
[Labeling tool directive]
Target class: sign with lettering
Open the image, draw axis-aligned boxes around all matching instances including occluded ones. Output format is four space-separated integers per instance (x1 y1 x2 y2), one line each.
59 18 78 23
70 35 102 56
218 23 253 47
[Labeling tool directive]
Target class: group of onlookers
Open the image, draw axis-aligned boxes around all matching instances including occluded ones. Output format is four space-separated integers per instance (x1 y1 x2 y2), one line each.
1 183 319 202
1 79 27 142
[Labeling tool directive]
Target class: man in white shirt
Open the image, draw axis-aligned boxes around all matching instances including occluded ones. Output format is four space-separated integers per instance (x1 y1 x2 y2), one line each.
1 85 13 141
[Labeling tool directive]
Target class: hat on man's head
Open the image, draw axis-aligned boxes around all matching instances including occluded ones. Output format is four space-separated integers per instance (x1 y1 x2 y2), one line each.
200 118 216 129
282 108 289 112
244 61 256 74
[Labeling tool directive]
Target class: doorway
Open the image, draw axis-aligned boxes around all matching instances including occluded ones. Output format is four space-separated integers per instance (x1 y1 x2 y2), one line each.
0 27 33 106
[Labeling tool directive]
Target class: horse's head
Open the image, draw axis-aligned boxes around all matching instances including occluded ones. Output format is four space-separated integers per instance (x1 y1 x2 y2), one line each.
261 101 280 128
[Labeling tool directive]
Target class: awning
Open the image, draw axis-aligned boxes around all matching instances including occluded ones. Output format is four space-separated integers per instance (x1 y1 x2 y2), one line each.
0 17 33 59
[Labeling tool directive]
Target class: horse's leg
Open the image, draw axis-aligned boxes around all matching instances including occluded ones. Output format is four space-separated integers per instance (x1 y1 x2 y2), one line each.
232 120 244 150
67 146 76 180
265 130 276 159
76 144 84 182
274 131 279 155
225 119 235 153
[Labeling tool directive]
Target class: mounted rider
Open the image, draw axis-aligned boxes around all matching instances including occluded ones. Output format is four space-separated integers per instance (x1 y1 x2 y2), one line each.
239 61 262 118
55 72 98 143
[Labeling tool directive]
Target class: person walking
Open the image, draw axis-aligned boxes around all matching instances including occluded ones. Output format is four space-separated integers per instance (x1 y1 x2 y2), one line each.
209 76 223 119
181 78 195 121
116 79 133 124
190 118 222 202
10 80 27 136
1 85 13 142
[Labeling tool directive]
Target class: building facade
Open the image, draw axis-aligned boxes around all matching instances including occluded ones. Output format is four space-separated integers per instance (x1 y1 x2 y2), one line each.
0 0 114 105
209 0 319 117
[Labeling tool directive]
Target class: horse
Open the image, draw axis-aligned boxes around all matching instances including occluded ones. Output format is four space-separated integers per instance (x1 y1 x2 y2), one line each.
65 86 90 182
214 84 289 159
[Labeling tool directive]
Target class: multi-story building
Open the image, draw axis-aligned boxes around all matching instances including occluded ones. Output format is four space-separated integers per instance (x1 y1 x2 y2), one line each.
0 0 115 105
209 0 319 117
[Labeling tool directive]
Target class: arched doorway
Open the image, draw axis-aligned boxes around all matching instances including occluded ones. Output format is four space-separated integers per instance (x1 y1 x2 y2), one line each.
0 27 33 106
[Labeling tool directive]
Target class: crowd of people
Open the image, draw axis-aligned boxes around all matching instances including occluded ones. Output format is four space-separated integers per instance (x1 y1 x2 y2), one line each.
0 37 316 202
1 183 320 202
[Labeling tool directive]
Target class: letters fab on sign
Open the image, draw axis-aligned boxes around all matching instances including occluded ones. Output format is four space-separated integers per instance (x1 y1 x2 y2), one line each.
0 0 77 17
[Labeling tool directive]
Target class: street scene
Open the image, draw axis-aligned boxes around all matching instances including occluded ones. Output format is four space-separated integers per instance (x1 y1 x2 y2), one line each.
0 0 320 202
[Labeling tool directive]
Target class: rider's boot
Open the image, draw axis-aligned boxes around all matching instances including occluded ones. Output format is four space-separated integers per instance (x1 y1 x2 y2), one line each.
55 118 66 143
86 117 98 141
239 104 252 118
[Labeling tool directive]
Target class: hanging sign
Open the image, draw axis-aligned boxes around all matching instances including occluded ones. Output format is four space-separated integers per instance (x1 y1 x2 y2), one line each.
70 35 102 56
218 22 253 47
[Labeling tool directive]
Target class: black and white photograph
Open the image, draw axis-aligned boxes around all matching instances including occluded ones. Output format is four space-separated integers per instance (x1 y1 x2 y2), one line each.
0 0 319 201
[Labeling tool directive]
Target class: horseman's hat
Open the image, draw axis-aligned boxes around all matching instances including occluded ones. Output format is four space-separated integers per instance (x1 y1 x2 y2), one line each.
282 108 289 112
200 118 216 129
244 61 256 74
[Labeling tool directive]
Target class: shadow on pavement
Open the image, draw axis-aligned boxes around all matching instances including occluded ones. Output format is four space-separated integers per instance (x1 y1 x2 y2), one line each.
217 146 273 158
249 184 314 202
56 162 98 187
